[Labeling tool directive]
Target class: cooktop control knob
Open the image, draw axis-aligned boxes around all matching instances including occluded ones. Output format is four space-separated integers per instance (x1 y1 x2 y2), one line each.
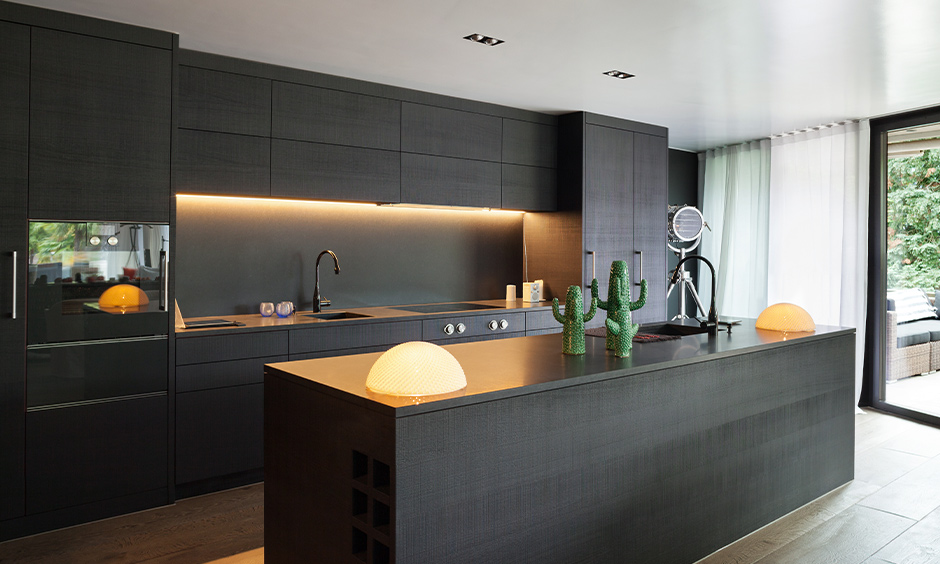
499 319 509 330
488 320 498 331
443 323 455 335
456 322 466 334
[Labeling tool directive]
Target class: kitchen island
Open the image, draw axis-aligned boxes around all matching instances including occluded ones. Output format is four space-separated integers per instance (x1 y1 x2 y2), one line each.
264 321 855 564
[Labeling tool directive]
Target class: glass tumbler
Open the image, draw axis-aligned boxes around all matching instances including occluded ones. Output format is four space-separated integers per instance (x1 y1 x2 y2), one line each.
259 302 275 317
276 301 295 318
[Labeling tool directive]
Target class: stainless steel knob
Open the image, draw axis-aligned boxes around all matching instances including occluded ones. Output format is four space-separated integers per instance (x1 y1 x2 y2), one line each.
488 320 498 331
443 323 455 335
499 319 509 330
456 322 466 334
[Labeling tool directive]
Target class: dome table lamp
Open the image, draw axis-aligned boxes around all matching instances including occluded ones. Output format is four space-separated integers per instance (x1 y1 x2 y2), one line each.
366 341 467 397
755 303 816 333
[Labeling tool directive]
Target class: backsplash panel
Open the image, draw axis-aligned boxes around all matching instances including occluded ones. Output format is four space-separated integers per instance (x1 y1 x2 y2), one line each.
176 197 523 316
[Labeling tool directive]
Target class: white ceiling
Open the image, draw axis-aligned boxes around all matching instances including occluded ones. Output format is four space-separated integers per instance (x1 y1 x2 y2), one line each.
15 0 940 151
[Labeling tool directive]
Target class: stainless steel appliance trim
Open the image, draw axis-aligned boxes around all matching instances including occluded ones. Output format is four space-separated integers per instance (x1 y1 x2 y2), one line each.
26 334 168 350
11 250 16 319
161 249 169 311
25 391 168 412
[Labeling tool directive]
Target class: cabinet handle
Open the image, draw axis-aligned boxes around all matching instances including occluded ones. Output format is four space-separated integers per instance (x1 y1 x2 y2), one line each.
586 250 596 286
11 251 17 320
160 249 168 311
635 250 643 286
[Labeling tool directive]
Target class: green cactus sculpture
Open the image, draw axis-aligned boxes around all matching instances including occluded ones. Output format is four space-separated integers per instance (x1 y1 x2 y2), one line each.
592 260 648 357
552 285 597 355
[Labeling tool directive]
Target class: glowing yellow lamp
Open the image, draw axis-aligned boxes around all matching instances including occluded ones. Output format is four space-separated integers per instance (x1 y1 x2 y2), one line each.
366 341 467 396
98 284 150 309
755 303 815 332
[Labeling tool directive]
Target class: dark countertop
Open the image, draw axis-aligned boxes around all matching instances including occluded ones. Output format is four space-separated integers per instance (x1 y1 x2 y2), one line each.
265 320 855 417
175 298 554 337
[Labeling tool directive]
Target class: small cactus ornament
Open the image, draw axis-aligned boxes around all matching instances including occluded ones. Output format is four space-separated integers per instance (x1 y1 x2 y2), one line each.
592 260 648 358
552 285 597 355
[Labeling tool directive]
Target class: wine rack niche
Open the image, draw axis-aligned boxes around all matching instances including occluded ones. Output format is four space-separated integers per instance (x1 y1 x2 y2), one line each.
351 450 391 564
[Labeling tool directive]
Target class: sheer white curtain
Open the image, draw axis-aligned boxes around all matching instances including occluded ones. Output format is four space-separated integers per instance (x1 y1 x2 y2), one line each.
767 121 870 407
699 140 771 318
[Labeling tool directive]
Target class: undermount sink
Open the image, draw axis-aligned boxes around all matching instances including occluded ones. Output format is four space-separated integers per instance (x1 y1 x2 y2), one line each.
303 311 373 320
637 322 709 336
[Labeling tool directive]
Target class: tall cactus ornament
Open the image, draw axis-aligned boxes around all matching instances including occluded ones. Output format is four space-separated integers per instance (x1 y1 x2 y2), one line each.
592 260 647 357
552 284 597 355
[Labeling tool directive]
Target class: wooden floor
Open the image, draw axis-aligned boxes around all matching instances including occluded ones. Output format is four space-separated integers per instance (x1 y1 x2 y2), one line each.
0 409 937 564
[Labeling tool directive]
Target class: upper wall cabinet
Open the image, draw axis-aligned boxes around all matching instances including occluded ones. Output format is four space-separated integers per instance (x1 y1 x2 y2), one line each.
28 28 172 222
401 103 501 162
501 119 558 211
178 66 271 136
272 82 400 150
502 119 557 169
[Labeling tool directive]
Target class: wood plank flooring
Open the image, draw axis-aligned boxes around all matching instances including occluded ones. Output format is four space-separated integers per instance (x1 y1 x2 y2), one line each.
0 408 937 564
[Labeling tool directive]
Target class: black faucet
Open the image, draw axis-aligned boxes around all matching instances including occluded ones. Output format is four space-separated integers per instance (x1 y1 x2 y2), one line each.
670 255 719 336
313 250 341 313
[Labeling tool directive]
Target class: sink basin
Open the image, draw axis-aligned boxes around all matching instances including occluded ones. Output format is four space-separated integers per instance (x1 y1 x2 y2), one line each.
637 322 709 336
303 311 373 320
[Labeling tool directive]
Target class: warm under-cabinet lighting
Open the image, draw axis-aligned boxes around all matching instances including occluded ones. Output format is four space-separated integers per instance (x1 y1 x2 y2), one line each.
366 341 467 397
176 194 524 214
755 303 816 332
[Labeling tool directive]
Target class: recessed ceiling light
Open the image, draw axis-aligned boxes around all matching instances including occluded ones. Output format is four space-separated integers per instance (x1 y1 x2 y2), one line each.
604 70 635 80
464 33 504 46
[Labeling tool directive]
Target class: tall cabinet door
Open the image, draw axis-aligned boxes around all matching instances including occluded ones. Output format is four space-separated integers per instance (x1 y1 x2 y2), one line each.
633 133 668 323
583 124 634 328
28 28 172 222
0 20 29 522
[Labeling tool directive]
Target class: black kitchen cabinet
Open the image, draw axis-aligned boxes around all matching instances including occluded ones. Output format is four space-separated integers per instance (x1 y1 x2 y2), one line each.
583 124 635 328
175 331 287 494
178 66 271 136
288 320 422 358
271 139 401 203
176 384 265 488
175 129 271 196
401 153 501 208
632 133 668 323
527 113 668 324
25 395 168 515
0 19 29 523
402 102 501 162
272 82 400 150
503 118 557 168
28 27 172 222
501 164 556 211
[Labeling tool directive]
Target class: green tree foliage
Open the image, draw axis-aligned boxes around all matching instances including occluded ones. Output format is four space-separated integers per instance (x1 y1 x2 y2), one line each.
888 149 940 289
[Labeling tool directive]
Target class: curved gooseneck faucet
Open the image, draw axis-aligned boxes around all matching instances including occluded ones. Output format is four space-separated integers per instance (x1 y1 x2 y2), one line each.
670 255 718 335
313 250 341 313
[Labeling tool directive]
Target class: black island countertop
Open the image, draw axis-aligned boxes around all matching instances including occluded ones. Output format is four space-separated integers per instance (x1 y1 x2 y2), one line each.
265 320 854 417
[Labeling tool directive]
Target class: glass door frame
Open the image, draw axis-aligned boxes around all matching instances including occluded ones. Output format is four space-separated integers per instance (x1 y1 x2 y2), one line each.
867 106 940 426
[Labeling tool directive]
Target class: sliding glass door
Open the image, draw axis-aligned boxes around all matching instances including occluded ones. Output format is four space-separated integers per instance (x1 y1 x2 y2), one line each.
870 108 940 425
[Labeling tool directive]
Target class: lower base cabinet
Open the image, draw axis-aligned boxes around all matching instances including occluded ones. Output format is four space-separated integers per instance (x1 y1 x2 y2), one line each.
25 395 168 515
176 384 264 486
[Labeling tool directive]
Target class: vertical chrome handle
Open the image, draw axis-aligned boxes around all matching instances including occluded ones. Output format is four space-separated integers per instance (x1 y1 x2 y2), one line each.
160 249 168 311
635 250 643 286
586 250 596 286
11 251 17 319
